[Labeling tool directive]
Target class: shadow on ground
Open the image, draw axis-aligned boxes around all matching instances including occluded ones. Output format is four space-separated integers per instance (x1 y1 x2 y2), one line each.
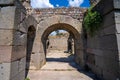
46 54 102 80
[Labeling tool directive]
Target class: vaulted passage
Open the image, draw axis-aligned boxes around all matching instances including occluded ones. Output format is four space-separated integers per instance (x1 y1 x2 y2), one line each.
41 23 80 58
27 22 97 80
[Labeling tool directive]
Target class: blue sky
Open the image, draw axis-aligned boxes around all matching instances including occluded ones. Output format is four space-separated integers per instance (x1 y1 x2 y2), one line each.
31 0 90 8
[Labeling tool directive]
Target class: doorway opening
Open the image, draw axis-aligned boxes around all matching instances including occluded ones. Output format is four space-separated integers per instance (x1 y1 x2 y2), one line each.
42 29 77 71
26 26 36 76
47 30 74 54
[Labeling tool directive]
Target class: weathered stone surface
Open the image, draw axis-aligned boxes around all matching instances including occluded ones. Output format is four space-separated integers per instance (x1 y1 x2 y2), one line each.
114 0 120 9
13 30 27 46
0 0 14 5
0 63 11 80
32 7 86 21
14 8 26 29
0 46 12 63
11 57 26 78
0 6 15 29
103 70 118 80
0 29 13 45
102 25 116 35
95 0 114 15
11 46 26 61
102 11 115 28
116 23 120 33
99 34 117 50
115 11 120 24
0 63 4 80
11 70 25 80
0 57 26 80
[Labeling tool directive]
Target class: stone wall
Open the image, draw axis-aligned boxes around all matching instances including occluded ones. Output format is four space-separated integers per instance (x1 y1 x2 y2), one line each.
90 0 101 5
48 34 69 52
31 7 86 22
0 0 37 80
0 1 26 80
85 0 120 80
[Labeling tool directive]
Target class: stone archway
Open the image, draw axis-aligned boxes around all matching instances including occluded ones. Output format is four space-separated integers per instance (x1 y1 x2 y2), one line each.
33 15 85 68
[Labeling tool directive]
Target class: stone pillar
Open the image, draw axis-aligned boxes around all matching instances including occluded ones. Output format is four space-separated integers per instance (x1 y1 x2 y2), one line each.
31 29 46 69
0 0 27 80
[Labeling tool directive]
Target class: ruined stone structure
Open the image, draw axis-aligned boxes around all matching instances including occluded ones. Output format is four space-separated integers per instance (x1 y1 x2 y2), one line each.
0 0 120 80
48 33 69 52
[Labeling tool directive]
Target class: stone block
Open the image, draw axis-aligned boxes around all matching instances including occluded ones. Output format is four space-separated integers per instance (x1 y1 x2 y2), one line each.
18 57 26 72
0 62 11 80
0 0 14 5
30 53 46 69
99 34 118 50
14 8 26 29
0 29 13 45
116 34 120 51
95 0 114 15
18 22 27 33
115 11 120 24
11 46 26 61
114 0 120 9
0 63 4 80
95 55 104 69
13 30 27 46
103 70 118 80
102 11 115 28
10 60 19 78
0 6 15 29
11 70 25 80
102 25 116 36
0 28 26 43
0 46 12 63
25 15 37 29
102 57 119 74
102 50 118 59
10 57 26 78
116 23 120 33
87 36 100 49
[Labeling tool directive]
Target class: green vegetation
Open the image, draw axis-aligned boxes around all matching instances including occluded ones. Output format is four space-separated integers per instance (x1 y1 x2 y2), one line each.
25 78 30 80
83 6 103 37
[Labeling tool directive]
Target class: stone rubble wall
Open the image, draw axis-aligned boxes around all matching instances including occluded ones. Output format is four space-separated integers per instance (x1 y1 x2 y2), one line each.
48 35 69 52
31 7 86 22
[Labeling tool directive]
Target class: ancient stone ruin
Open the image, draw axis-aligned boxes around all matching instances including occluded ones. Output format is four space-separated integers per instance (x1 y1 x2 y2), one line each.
0 0 120 80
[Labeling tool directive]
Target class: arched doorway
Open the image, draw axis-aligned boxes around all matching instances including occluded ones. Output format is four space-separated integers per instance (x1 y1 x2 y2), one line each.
47 30 74 54
41 23 79 57
35 15 84 68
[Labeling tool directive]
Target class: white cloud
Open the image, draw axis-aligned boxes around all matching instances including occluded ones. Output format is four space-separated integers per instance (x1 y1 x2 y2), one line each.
68 0 84 7
56 4 59 7
31 0 54 8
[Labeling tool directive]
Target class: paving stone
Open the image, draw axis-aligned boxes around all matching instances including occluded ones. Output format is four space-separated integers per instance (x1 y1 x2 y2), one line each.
27 52 97 80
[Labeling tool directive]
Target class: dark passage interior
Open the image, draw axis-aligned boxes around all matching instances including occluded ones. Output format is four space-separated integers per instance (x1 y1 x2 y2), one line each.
26 26 36 76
